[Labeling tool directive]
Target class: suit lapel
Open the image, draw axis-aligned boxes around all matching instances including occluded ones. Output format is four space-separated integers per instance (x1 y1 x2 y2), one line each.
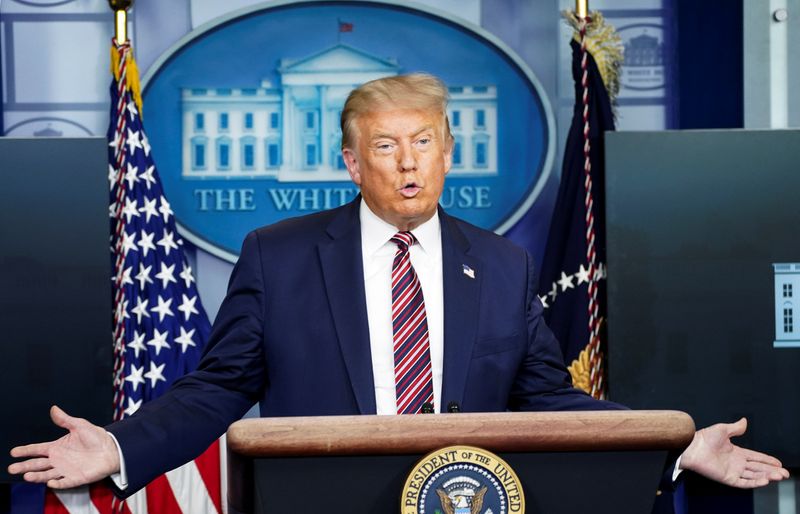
318 199 377 414
440 211 482 409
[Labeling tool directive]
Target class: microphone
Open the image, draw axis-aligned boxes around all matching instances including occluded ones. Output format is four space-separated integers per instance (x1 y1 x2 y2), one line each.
421 402 434 414
447 401 461 413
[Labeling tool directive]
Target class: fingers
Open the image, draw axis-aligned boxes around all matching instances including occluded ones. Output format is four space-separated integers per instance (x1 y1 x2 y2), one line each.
10 407 77 463
772 469 791 480
22 468 64 484
734 471 788 488
742 447 785 467
9 442 52 459
746 462 790 480
7 457 52 475
734 476 769 489
746 458 785 473
47 477 82 490
16 469 90 490
740 469 765 481
733 460 791 488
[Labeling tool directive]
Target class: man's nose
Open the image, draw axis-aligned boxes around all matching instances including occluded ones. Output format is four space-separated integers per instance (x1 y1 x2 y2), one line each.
397 141 417 171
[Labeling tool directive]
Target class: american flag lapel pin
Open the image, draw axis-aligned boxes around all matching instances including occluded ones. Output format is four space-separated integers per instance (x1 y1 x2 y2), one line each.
462 264 475 279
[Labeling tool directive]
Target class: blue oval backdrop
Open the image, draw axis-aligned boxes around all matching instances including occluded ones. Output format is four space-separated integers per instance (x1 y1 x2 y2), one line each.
142 1 554 260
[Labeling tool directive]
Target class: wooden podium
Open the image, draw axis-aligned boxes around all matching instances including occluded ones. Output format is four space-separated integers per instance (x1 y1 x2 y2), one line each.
227 410 694 513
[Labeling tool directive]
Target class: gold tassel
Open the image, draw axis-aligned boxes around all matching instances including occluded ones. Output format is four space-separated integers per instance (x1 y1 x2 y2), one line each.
562 10 624 106
567 346 592 394
110 45 121 82
109 44 145 119
125 52 144 119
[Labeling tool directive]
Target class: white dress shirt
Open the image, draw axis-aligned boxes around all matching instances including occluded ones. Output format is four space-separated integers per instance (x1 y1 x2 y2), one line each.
359 199 444 414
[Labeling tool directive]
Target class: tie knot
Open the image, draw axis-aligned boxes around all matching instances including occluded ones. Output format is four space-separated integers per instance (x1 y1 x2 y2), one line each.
390 231 416 252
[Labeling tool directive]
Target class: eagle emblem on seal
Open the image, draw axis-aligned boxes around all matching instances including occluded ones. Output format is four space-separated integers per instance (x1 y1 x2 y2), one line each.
435 480 488 514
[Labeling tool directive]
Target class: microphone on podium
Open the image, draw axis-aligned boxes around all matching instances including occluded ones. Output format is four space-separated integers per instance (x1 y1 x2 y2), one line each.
421 402 434 413
447 401 461 413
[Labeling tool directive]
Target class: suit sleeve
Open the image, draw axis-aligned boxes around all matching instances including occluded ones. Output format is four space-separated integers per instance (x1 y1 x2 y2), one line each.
507 251 626 412
106 231 269 496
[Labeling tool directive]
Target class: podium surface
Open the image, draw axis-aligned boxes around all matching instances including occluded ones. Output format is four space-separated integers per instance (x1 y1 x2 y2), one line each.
227 410 694 513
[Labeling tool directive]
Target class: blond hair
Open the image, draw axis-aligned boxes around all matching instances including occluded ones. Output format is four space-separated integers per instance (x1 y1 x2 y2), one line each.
340 73 452 149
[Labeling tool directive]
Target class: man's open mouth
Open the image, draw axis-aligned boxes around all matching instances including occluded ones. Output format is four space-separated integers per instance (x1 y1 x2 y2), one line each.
399 183 421 197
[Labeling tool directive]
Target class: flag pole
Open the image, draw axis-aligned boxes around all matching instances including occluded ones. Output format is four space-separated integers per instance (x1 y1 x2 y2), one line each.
108 0 133 44
576 0 588 19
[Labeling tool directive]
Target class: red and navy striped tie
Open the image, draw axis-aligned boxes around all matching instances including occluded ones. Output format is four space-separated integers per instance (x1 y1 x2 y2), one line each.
391 231 434 414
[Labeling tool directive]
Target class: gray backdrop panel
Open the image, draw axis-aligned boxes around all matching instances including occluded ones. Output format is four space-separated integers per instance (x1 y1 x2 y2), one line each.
605 129 800 467
0 137 111 483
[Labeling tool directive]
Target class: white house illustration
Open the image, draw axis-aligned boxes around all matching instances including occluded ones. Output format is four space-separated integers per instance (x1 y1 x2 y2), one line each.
773 263 800 348
181 44 498 181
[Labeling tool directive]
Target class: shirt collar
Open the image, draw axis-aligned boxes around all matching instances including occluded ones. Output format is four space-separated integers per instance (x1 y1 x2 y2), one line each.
359 198 441 258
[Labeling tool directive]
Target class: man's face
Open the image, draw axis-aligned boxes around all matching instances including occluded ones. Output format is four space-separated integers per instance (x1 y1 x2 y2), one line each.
342 108 452 231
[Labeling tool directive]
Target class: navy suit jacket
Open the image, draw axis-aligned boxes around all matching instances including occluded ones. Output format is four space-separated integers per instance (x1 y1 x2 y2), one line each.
108 198 621 495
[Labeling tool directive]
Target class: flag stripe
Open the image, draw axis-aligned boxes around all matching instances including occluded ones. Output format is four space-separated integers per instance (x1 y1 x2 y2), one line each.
125 487 148 514
50 488 100 514
45 491 75 514
144 476 183 514
193 441 223 513
166 461 220 514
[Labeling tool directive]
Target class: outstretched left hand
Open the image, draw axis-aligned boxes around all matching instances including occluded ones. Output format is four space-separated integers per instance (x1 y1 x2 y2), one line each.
680 417 790 488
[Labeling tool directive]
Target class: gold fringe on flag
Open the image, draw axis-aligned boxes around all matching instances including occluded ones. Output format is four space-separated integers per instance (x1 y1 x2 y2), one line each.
567 344 592 394
110 44 144 119
562 10 624 106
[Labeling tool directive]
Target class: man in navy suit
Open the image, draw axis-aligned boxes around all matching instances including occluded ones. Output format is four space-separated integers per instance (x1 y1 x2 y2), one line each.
9 74 789 495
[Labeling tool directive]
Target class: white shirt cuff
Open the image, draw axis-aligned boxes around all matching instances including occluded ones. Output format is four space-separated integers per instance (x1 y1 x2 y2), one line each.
672 454 684 482
106 431 128 490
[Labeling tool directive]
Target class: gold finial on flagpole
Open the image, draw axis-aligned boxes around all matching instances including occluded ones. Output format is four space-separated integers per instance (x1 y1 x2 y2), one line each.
108 0 133 43
576 0 588 19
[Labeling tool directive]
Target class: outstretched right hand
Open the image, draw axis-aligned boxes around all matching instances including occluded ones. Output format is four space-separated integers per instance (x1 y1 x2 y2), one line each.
7 405 120 489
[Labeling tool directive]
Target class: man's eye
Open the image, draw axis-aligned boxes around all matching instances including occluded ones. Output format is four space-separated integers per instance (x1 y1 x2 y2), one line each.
377 143 393 151
417 138 431 145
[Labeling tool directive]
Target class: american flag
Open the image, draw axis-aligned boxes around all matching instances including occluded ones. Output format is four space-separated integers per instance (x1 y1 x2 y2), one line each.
338 19 354 32
42 39 222 514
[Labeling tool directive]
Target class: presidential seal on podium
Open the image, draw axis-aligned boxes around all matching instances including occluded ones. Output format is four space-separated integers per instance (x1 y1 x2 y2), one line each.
401 445 525 514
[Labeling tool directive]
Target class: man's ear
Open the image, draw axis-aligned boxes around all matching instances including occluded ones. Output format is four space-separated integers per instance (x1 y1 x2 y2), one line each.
443 136 453 176
342 148 361 185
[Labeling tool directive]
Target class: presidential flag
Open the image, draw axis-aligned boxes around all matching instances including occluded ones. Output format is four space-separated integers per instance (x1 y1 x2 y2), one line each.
42 38 222 514
538 12 621 399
